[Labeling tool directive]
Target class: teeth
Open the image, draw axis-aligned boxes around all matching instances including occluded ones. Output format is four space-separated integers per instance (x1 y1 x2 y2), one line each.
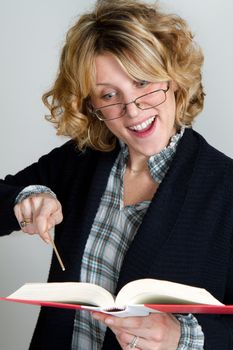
129 116 156 131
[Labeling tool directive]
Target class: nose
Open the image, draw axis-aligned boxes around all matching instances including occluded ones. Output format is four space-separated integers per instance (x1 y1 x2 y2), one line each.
124 100 140 118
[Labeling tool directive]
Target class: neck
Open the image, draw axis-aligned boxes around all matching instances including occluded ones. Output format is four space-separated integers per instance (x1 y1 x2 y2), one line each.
127 154 149 175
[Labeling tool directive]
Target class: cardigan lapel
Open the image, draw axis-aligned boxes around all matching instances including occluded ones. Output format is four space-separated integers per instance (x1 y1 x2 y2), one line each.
70 145 120 278
116 128 200 291
80 144 121 231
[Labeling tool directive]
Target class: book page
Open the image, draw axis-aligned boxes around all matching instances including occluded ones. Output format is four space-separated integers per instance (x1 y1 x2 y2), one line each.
115 279 223 306
7 282 115 307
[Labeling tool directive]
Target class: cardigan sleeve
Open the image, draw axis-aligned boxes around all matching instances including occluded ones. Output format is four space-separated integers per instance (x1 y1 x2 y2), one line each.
196 274 233 348
197 171 233 348
15 185 57 203
0 140 76 236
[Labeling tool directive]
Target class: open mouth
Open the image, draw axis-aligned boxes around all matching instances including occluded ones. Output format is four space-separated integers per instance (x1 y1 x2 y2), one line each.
128 116 157 134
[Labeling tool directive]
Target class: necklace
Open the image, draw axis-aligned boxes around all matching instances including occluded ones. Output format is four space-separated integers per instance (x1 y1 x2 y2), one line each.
126 166 148 174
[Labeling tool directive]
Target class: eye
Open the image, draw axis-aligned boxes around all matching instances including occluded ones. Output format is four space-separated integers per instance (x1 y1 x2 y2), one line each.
136 80 150 88
102 91 117 101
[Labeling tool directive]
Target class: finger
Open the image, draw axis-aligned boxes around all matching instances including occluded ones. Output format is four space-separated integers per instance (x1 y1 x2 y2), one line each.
37 200 63 234
92 314 150 350
14 204 24 226
119 333 146 350
103 315 159 343
34 214 50 242
45 213 63 235
104 313 169 331
104 315 144 329
30 195 60 213
14 201 36 234
47 209 63 230
14 203 21 221
20 197 33 221
31 197 61 242
115 332 146 350
92 312 107 323
92 313 143 332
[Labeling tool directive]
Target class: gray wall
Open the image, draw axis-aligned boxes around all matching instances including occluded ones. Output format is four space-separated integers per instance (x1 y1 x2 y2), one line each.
0 1 232 349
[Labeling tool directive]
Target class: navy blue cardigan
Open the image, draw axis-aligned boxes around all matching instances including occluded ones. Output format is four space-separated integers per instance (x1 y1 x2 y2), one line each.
1 128 233 349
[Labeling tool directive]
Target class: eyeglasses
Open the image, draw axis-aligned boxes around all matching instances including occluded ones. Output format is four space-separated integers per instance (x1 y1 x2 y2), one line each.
91 84 169 121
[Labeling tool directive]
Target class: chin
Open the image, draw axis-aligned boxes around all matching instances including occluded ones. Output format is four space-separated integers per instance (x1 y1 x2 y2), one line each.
143 141 169 156
128 134 172 158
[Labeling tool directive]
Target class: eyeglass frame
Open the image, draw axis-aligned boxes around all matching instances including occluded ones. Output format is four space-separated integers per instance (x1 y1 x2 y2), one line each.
90 83 170 121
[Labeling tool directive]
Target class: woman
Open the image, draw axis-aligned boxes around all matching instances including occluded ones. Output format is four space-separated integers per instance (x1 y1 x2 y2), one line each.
1 0 233 349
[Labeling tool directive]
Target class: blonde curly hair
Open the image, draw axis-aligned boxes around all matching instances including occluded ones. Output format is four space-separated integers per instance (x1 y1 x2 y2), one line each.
43 0 205 151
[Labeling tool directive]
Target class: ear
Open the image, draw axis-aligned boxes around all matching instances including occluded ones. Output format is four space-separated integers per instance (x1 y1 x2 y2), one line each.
171 80 178 92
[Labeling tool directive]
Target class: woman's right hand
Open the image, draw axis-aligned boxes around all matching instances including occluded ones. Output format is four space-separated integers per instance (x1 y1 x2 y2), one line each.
14 193 63 243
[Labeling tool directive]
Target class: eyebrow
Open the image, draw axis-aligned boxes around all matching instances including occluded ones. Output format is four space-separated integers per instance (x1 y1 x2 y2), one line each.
96 83 113 86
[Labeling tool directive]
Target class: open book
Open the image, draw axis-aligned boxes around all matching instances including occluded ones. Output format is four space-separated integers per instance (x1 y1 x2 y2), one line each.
1 278 233 317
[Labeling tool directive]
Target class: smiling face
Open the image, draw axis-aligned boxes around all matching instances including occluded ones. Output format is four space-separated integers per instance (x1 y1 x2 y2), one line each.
90 53 177 159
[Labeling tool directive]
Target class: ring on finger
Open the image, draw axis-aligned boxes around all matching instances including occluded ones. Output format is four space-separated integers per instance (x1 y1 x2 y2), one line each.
128 335 139 348
20 218 32 228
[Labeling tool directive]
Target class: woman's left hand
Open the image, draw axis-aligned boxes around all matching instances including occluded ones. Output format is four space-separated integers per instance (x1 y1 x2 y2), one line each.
92 312 181 350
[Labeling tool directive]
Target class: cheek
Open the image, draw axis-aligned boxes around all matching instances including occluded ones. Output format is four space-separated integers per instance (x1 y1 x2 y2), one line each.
166 95 177 126
104 121 123 138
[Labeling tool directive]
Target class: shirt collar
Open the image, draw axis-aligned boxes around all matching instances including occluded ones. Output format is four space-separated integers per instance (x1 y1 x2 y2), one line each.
119 126 185 183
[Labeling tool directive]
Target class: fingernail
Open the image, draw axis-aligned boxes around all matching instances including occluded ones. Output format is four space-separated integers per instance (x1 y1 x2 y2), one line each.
44 238 50 244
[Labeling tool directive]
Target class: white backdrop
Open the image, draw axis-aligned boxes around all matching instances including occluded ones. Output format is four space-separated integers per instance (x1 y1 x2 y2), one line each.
0 1 232 349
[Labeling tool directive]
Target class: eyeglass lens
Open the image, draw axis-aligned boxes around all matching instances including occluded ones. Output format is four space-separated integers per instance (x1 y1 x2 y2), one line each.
96 89 166 120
